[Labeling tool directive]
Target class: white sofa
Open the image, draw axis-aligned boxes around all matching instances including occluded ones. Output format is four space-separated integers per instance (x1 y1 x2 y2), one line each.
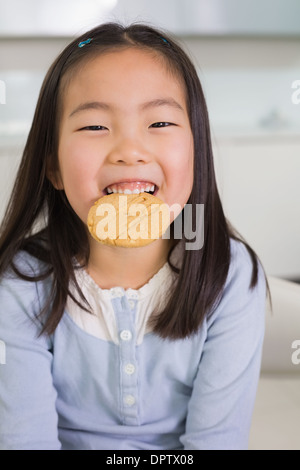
249 277 300 450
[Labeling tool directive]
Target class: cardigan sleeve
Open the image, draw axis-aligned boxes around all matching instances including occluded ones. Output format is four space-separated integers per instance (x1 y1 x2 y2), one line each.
180 241 267 450
0 254 61 450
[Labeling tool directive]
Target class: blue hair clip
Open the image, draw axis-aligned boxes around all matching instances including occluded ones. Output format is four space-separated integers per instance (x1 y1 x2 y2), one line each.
78 38 93 48
160 37 169 45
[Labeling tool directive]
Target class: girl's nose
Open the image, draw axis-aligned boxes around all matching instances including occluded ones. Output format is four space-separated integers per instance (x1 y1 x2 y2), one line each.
107 137 151 165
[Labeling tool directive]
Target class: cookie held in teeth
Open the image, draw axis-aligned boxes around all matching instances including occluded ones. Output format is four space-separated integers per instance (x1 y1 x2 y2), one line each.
87 193 171 247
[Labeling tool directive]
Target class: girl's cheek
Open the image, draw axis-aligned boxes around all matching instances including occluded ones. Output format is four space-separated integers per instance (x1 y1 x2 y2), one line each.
60 141 98 174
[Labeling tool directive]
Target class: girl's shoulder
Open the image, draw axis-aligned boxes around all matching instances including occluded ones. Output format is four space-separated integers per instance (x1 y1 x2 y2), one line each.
0 250 53 367
1 249 51 283
0 250 52 323
206 237 267 331
211 237 267 318
228 237 264 286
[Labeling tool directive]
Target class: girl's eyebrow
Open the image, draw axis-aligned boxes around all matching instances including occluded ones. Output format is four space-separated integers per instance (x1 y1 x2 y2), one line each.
69 98 184 118
69 101 110 117
140 98 184 112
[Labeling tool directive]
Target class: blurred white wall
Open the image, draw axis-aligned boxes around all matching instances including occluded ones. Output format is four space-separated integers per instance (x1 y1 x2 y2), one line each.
0 1 300 279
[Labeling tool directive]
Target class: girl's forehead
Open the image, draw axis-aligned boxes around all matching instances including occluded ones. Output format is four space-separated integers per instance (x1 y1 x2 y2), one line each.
61 47 186 106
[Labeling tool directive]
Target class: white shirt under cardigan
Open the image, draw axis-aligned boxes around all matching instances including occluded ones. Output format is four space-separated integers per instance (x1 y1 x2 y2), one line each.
0 239 266 450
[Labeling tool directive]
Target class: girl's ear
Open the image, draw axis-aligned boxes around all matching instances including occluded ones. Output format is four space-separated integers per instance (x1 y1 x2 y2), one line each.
47 170 64 190
46 159 64 190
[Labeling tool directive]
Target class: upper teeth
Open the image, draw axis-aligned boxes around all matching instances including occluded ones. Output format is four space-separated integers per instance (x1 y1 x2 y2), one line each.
107 185 155 195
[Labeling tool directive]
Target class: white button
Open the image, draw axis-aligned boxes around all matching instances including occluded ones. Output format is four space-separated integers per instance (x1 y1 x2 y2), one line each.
124 394 136 406
120 330 132 341
124 363 135 375
111 287 124 298
127 291 139 300
128 299 135 309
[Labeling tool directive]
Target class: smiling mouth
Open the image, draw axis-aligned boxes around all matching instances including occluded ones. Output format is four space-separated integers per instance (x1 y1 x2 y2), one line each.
103 181 158 196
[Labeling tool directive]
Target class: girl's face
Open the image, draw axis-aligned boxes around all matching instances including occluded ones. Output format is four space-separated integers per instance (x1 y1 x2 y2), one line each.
56 48 194 226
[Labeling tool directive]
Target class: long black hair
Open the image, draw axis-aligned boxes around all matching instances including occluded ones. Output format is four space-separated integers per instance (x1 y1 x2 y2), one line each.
0 22 262 339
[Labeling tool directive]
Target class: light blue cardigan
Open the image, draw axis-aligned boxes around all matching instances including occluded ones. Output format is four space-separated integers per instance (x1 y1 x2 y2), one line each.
0 240 266 450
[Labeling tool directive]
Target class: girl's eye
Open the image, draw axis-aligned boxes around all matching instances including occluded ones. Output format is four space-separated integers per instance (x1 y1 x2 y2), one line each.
79 125 108 131
150 122 174 128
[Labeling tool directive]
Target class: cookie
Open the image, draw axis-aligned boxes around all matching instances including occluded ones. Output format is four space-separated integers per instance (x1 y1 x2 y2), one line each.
87 192 170 247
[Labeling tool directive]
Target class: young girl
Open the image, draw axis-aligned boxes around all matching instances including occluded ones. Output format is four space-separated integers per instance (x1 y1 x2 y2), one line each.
0 23 267 450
